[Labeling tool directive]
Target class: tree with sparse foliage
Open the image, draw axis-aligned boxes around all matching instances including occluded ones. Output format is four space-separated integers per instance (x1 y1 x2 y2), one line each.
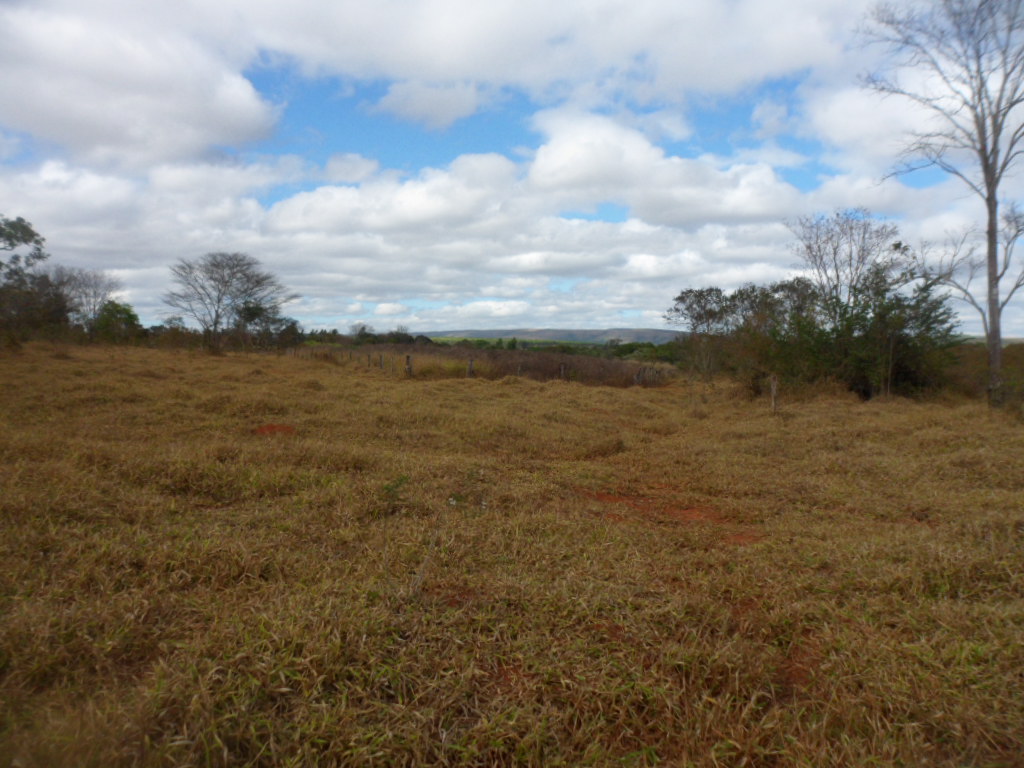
788 209 908 325
44 265 122 334
163 252 297 348
864 0 1024 404
787 209 960 396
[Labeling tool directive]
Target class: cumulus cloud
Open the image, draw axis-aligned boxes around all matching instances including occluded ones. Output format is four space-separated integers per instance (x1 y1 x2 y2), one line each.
527 110 803 226
239 0 870 99
529 110 666 193
0 4 275 168
374 302 408 316
267 153 519 234
0 0 875 167
375 81 485 129
0 0 1018 335
324 154 379 183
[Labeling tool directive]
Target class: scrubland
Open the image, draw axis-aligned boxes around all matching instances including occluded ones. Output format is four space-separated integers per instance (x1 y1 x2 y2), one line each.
1 344 1022 767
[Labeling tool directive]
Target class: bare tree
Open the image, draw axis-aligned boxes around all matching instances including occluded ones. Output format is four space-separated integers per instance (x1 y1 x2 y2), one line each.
788 209 911 326
864 0 1024 404
47 266 122 332
164 252 297 347
919 207 1024 342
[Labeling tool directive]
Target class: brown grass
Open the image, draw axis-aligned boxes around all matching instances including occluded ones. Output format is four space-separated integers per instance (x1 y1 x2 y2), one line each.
298 343 677 387
1 343 1023 767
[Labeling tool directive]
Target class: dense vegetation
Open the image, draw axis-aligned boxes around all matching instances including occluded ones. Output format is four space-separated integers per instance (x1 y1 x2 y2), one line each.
666 211 964 400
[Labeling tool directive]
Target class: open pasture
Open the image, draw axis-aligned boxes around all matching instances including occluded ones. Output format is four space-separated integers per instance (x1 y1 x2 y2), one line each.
1 345 1022 767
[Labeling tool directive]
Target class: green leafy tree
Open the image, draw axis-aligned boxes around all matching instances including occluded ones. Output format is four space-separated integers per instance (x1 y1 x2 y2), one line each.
667 212 961 397
93 300 142 343
727 278 826 390
1 214 70 342
823 264 959 397
1 214 47 283
664 287 737 380
788 210 960 396
231 300 302 348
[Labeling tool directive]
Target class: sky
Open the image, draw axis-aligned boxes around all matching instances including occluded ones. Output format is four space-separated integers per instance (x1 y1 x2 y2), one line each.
1 0 1022 335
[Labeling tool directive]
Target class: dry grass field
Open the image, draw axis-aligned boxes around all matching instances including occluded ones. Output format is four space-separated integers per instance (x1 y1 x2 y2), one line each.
1 344 1023 767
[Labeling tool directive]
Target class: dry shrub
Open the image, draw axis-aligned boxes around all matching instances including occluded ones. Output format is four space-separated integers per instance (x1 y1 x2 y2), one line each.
308 343 678 388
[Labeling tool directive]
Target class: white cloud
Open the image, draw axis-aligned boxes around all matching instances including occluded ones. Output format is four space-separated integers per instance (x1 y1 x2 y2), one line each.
148 156 306 200
529 110 665 193
375 81 484 129
0 0 875 168
527 110 803 226
0 4 275 168
267 153 519 234
804 86 927 176
1 0 1020 335
324 154 378 183
374 302 408 316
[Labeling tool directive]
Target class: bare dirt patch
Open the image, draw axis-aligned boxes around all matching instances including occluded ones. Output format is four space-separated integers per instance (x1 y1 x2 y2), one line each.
577 487 763 545
776 639 824 702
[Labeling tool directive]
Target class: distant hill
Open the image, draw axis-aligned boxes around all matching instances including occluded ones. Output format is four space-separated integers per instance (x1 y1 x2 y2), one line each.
422 328 680 344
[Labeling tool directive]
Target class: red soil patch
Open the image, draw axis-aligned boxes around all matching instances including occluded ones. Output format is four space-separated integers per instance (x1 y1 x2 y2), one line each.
252 423 296 436
776 640 823 701
577 486 763 546
580 489 718 521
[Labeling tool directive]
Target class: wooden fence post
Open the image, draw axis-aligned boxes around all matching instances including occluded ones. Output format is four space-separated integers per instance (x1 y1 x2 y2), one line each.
467 359 475 378
405 355 413 377
770 374 778 415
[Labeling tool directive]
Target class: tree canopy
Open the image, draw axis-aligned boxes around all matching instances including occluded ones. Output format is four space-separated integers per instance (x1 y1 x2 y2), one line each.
667 210 961 398
1 214 48 284
163 252 297 347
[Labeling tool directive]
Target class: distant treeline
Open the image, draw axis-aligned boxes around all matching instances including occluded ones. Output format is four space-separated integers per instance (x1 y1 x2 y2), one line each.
306 325 686 362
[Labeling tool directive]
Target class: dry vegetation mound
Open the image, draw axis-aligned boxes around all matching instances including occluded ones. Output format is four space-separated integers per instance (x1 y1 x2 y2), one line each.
1 345 1022 766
